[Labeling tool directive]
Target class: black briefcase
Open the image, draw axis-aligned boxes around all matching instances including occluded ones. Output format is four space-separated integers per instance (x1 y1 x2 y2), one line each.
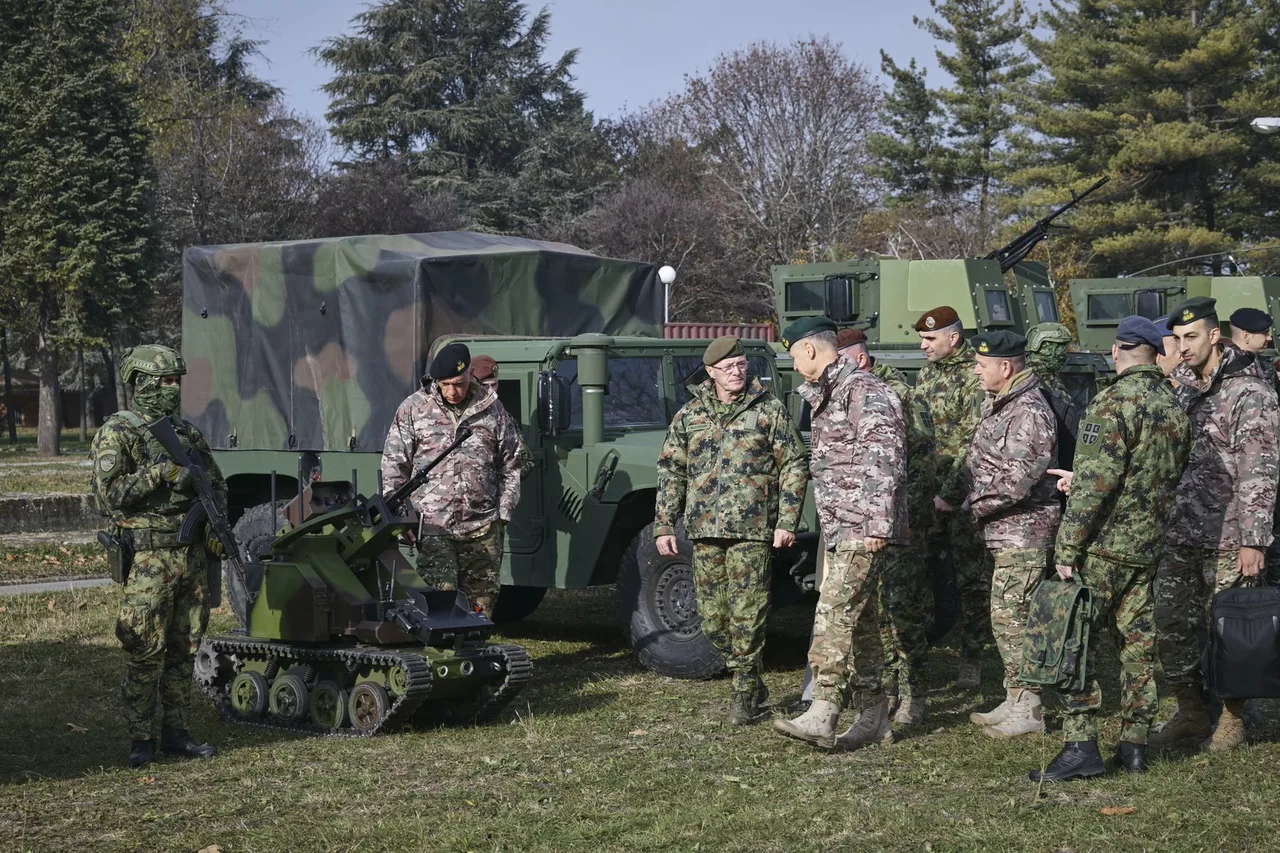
1204 583 1280 700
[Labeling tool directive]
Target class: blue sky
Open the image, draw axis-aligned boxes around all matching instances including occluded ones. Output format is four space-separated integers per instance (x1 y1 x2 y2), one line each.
222 0 945 124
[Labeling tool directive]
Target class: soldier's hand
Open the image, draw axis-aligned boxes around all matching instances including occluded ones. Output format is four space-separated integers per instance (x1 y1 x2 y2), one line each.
864 536 888 553
933 496 954 514
773 529 796 549
205 535 226 558
1055 564 1074 581
1239 546 1266 577
656 535 679 556
1048 468 1074 495
155 461 195 493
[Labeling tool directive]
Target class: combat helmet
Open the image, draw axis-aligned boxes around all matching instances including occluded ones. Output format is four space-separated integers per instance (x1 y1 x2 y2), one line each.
120 344 186 385
1026 322 1073 353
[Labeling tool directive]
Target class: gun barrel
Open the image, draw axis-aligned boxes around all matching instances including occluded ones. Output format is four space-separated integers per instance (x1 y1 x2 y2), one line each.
385 428 473 513
986 176 1110 272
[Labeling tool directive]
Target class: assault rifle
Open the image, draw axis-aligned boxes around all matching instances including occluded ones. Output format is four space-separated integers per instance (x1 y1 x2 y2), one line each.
382 428 473 516
985 176 1109 273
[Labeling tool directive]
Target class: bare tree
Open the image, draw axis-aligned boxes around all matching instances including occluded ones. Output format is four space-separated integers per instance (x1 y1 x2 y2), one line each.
309 157 466 239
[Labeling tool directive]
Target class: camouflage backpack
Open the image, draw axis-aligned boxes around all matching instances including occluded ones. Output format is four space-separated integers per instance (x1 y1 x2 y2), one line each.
1019 579 1095 694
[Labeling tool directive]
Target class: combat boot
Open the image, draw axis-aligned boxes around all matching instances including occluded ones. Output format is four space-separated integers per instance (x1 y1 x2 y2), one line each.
755 676 770 708
1111 742 1148 774
729 690 759 726
128 738 156 768
983 688 1044 739
828 697 893 751
772 699 839 745
893 696 927 725
1149 685 1211 748
160 727 217 760
1028 739 1105 783
1204 699 1247 752
956 658 981 690
970 689 1014 726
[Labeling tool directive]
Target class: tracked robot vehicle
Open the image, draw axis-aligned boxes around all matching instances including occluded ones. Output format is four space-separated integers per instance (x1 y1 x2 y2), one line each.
153 421 532 737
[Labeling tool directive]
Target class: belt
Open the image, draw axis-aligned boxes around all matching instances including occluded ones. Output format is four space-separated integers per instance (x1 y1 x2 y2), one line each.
125 528 186 550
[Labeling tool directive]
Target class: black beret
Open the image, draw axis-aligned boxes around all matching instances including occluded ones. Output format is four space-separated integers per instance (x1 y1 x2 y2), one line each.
971 329 1027 358
428 342 471 380
1230 307 1272 334
1167 296 1217 329
781 316 838 349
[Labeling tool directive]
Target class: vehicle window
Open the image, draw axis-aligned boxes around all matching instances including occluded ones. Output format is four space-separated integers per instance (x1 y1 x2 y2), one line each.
496 379 523 426
985 289 1012 323
1034 291 1060 322
555 357 666 429
1087 293 1130 321
785 280 825 312
1135 291 1162 320
672 355 772 410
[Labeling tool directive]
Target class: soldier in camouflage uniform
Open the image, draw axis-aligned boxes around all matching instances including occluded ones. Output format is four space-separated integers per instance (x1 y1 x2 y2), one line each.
836 328 936 725
381 342 524 618
962 330 1059 740
471 355 536 479
655 336 809 724
1029 317 1192 782
914 306 989 689
1228 309 1280 592
773 318 908 751
1026 322 1072 398
1152 297 1280 752
90 345 225 768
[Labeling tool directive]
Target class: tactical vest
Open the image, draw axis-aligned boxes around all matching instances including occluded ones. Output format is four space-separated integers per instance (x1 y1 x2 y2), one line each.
92 411 202 530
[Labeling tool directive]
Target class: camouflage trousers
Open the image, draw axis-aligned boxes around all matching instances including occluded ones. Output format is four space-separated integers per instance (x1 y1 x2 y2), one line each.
416 521 504 617
928 510 989 658
1058 554 1158 743
809 541 884 712
989 548 1048 689
1155 545 1241 689
879 543 930 698
692 538 772 693
115 545 210 741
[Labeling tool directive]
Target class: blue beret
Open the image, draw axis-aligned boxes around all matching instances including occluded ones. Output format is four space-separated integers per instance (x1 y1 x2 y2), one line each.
1116 315 1166 355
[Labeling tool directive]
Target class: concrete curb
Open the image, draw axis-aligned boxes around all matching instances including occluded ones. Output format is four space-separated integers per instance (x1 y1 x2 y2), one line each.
0 493 98 535
0 576 113 596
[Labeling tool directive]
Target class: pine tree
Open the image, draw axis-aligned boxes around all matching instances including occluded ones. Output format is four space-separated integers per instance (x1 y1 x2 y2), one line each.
0 0 159 455
866 53 950 204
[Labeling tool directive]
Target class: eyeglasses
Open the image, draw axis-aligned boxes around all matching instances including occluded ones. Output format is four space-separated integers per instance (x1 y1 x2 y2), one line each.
711 361 749 374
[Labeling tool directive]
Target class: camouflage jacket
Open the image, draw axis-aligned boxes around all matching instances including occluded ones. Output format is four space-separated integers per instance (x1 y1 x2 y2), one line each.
381 381 523 536
1168 346 1280 551
915 341 984 505
870 359 937 525
1055 365 1192 568
964 371 1060 549
655 376 808 541
798 357 908 546
90 411 227 535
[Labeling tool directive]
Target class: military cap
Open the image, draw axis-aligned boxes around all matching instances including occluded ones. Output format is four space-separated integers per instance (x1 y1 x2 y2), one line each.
471 355 498 381
1026 322 1072 352
913 306 961 332
702 335 745 366
1167 296 1217 329
1230 307 1272 334
780 317 838 349
971 330 1027 358
835 327 867 349
1116 316 1166 355
428 342 471 380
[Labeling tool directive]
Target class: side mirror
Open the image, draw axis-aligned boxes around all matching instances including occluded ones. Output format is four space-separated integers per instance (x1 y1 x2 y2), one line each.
824 276 856 322
537 372 571 436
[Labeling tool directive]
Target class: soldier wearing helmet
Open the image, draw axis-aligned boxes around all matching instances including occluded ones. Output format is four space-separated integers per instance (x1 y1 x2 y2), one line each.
89 344 227 768
1025 322 1073 399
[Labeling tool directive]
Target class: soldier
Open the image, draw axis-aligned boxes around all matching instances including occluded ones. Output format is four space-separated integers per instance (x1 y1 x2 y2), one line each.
1029 317 1192 781
1026 322 1073 399
471 354 535 479
1153 315 1182 384
963 330 1059 740
773 318 908 751
90 345 225 768
655 336 808 724
1152 296 1280 751
914 306 988 689
1229 307 1273 355
381 342 524 617
835 328 936 724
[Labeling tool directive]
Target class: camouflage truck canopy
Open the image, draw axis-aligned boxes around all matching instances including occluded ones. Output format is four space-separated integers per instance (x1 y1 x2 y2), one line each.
182 231 662 452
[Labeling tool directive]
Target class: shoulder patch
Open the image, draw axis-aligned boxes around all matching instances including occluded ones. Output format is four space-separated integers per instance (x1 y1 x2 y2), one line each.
1080 421 1102 446
97 452 120 473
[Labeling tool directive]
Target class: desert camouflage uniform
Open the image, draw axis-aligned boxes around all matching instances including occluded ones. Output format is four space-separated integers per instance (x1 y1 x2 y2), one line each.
869 359 936 699
915 341 988 656
91 408 226 741
382 380 523 616
798 357 908 712
655 376 808 692
1051 364 1192 742
1157 346 1280 689
963 370 1060 688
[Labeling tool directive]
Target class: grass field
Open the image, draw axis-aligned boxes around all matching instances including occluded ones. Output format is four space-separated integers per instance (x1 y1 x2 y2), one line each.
0 428 95 495
0 543 106 583
1 586 1278 852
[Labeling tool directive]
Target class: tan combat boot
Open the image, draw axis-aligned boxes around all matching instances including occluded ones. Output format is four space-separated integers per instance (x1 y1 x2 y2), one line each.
828 697 893 751
970 689 1014 726
772 699 839 745
982 688 1044 739
893 696 927 726
1149 685 1211 748
1204 699 1247 751
957 658 981 690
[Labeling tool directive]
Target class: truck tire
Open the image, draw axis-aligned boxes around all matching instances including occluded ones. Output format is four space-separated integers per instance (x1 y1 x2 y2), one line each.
226 501 291 628
617 522 725 680
491 585 548 624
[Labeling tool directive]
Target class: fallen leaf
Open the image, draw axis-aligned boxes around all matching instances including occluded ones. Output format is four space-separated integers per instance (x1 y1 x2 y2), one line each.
1101 806 1136 816
66 723 88 734
5 553 13 561
0 606 7 614
138 776 155 785
47 598 56 611
196 846 222 853
464 800 476 807
75 601 87 610
628 729 647 736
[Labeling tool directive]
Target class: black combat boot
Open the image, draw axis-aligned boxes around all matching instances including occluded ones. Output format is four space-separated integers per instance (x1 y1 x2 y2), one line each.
1111 742 1148 774
128 738 157 768
159 727 217 760
729 690 758 726
1028 739 1105 782
755 676 770 708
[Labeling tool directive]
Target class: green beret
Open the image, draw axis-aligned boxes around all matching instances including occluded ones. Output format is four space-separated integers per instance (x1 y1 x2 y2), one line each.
1168 296 1217 329
971 329 1027 358
428 342 471 380
781 317 838 350
1026 322 1072 352
703 335 745 366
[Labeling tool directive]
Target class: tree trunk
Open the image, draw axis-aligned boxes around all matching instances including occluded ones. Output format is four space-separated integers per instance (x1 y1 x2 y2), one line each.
109 341 128 411
78 347 88 442
36 338 61 457
2 327 16 444
100 346 119 417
